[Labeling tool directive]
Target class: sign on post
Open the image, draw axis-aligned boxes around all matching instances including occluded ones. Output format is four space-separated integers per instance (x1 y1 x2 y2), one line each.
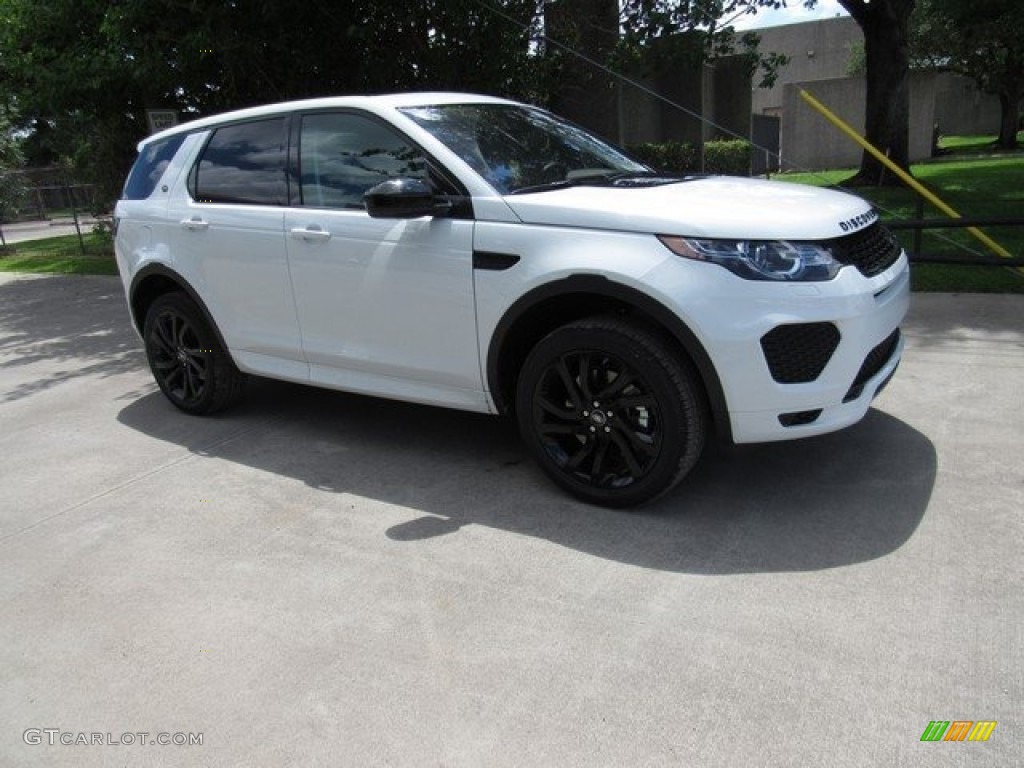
146 110 179 135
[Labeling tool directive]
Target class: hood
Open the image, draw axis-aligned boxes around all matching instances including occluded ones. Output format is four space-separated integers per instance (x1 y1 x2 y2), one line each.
501 176 877 241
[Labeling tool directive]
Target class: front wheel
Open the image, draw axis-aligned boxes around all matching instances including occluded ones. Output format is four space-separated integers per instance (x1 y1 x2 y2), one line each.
143 292 246 415
515 317 707 507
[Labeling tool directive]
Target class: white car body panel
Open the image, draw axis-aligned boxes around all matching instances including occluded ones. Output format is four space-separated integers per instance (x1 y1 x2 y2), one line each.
115 92 910 449
501 177 875 240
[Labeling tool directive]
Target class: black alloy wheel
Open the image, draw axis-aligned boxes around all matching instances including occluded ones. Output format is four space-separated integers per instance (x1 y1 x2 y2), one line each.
516 317 707 507
143 292 245 415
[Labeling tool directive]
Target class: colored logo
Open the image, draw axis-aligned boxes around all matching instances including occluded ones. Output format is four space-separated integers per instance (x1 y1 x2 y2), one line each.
920 721 996 742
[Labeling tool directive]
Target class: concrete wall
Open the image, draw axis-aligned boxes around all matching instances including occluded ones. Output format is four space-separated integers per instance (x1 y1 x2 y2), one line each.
753 17 861 116
932 73 1002 137
781 72 937 171
754 17 1002 169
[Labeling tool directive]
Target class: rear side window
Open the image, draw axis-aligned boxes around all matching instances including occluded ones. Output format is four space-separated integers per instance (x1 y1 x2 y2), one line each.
298 113 428 209
193 118 287 205
122 134 187 200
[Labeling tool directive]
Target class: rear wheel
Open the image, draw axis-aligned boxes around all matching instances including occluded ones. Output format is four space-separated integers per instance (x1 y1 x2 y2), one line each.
515 317 707 507
143 292 245 415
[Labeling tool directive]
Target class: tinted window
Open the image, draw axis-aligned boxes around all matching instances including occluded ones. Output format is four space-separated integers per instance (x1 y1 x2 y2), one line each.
123 134 187 200
194 118 287 205
299 113 428 209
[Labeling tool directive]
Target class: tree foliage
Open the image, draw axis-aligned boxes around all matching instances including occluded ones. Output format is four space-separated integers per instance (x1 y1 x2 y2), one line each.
912 0 1023 148
0 110 27 242
617 1 814 88
0 0 544 200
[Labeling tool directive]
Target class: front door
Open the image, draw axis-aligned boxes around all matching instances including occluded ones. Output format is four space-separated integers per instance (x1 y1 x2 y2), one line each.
284 111 485 411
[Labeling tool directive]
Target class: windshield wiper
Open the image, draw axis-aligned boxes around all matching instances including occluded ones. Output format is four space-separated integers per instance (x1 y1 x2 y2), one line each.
508 170 695 195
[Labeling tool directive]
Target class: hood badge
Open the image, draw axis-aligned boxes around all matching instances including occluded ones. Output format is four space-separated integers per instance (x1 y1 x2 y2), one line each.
838 210 879 233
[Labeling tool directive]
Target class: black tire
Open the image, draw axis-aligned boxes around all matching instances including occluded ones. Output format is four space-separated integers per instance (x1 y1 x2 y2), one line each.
515 317 707 507
143 292 246 415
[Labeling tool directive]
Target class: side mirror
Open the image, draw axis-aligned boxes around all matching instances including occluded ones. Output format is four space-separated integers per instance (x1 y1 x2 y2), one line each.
364 178 452 219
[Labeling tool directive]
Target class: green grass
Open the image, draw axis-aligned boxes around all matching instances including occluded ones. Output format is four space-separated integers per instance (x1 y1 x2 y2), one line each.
937 132 1024 154
0 232 118 275
777 143 1024 293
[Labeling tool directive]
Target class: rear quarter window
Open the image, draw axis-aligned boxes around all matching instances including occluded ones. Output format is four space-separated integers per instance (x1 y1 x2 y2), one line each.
122 134 187 200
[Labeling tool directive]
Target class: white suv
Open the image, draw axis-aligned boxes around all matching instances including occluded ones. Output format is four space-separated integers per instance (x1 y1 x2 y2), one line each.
114 93 909 506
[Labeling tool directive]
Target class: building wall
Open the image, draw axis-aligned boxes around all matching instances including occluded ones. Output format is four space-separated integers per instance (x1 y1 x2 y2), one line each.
753 17 861 116
781 72 937 171
932 73 1002 137
752 17 1004 169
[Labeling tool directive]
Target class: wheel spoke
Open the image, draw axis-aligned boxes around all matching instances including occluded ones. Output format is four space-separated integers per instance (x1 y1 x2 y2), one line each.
615 394 656 410
165 365 183 392
591 440 608 479
540 423 583 437
153 320 175 355
537 394 576 421
609 431 644 477
554 358 583 410
184 364 200 400
613 421 658 458
595 369 633 399
576 353 594 401
565 438 595 470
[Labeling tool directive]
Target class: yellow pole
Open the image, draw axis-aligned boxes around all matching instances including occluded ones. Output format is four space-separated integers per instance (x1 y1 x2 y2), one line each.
798 88 1012 260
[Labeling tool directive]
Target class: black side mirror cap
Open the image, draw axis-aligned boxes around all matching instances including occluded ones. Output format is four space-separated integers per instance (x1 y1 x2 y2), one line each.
364 178 452 219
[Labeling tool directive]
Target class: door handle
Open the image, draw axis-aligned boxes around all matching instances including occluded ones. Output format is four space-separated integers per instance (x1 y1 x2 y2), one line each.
179 217 209 231
289 226 331 243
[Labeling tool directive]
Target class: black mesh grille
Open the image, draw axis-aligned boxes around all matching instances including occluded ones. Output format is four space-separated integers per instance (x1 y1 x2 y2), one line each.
760 322 841 384
779 409 823 427
843 329 901 402
826 222 901 278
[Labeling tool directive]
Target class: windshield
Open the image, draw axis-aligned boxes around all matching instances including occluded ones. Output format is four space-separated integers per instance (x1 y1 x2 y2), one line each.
400 103 648 195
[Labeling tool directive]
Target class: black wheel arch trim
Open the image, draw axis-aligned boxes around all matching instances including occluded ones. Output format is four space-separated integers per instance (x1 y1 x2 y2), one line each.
486 274 732 442
129 264 233 361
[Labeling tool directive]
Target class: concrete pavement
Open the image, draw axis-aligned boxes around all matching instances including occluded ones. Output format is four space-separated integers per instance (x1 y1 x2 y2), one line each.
0 273 1020 767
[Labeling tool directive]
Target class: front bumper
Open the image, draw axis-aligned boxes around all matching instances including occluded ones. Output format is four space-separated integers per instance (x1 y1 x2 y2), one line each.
647 250 911 444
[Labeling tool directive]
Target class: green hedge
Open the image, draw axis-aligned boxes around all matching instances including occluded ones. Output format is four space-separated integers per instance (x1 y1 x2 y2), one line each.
628 139 751 176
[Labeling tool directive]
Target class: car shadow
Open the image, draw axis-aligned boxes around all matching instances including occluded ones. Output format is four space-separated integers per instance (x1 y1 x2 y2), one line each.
0 275 144 402
118 376 936 575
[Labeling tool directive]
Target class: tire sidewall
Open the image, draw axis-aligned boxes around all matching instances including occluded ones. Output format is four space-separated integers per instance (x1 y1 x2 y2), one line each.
515 320 705 507
143 293 225 415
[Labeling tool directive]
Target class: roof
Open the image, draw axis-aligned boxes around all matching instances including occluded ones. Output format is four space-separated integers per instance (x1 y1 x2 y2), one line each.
140 92 517 148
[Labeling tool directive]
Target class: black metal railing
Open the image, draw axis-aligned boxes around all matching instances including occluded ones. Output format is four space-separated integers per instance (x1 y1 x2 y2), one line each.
885 206 1024 267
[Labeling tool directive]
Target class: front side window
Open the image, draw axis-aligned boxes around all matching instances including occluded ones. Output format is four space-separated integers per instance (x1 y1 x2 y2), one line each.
193 118 287 205
298 113 428 209
400 104 647 194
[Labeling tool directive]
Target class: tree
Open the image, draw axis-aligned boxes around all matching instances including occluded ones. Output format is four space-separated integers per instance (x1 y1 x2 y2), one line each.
836 0 916 185
0 0 544 200
617 1 812 87
913 0 1023 149
0 112 27 247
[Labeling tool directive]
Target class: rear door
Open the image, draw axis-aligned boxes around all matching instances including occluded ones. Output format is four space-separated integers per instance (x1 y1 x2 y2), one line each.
167 116 305 378
283 110 485 410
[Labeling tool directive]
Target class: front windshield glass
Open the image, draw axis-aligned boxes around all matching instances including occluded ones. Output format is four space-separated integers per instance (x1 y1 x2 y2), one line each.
399 103 648 194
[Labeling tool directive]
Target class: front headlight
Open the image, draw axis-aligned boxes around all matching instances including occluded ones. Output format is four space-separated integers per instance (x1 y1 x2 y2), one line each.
658 235 842 282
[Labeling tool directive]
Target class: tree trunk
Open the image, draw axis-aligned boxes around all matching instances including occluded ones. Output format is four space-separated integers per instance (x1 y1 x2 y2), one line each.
996 90 1021 150
840 1 915 186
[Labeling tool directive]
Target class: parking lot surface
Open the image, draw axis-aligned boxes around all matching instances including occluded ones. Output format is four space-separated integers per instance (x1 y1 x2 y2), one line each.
1 273 1020 767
